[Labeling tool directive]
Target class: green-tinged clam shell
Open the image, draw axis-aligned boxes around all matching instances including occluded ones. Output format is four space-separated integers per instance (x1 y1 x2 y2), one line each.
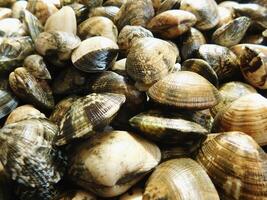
55 93 126 146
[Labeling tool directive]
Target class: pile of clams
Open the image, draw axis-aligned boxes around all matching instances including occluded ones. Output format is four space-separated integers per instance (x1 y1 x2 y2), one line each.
0 0 267 199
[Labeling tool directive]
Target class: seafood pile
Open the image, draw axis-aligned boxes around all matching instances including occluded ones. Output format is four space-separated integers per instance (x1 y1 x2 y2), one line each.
0 0 266 199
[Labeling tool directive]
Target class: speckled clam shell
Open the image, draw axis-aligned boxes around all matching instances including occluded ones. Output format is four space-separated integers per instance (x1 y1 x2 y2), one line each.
148 71 221 109
143 158 219 200
114 0 154 30
196 131 267 200
117 25 153 55
9 67 55 110
68 130 161 197
198 44 240 82
129 110 208 144
78 16 118 42
210 81 257 117
0 89 18 120
71 36 119 73
55 93 126 146
212 16 251 47
181 59 219 87
89 6 120 22
126 37 179 85
180 0 219 30
146 10 197 39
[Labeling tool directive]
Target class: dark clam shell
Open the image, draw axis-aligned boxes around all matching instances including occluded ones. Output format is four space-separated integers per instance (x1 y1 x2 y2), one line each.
0 89 18 120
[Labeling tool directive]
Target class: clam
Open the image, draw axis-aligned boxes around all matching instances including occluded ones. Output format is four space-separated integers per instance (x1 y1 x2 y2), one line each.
68 3 89 24
212 16 251 47
27 0 59 25
217 6 234 28
143 158 219 200
126 37 179 86
78 16 118 42
35 31 81 61
77 0 103 8
129 110 208 144
196 131 267 199
180 27 206 60
56 190 97 200
111 58 127 75
68 130 161 197
119 187 143 200
23 54 51 80
0 18 26 37
0 0 15 7
45 6 77 34
71 36 119 72
231 44 267 57
241 34 265 45
49 96 78 126
0 89 18 120
117 25 153 55
213 93 267 146
114 0 155 30
0 119 66 199
55 93 125 146
0 8 12 20
9 67 55 110
88 6 120 21
210 81 257 117
103 0 126 7
198 44 240 82
0 163 13 200
146 10 197 39
181 59 219 87
11 0 27 19
148 71 221 110
180 0 219 30
5 105 46 125
156 0 181 14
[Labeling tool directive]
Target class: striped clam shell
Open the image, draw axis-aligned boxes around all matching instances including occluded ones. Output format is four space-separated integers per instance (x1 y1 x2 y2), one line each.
0 89 18 120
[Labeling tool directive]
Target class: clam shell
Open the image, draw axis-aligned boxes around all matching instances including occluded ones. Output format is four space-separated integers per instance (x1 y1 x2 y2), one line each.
5 105 46 125
126 37 179 85
103 0 126 7
0 89 18 120
0 0 15 7
180 0 219 30
129 110 208 144
143 158 219 200
77 0 103 8
213 93 267 146
146 10 197 39
210 81 257 117
68 3 89 24
78 16 118 42
212 16 251 47
11 0 27 19
148 71 221 109
241 34 265 45
45 6 77 34
0 18 26 37
0 8 12 20
196 131 267 199
198 44 240 82
111 58 126 75
117 25 153 55
217 6 234 28
114 0 155 30
55 93 126 146
71 36 119 73
89 6 120 21
182 59 219 87
9 67 55 110
57 190 97 200
68 130 161 197
156 0 181 14
231 44 267 57
119 187 143 200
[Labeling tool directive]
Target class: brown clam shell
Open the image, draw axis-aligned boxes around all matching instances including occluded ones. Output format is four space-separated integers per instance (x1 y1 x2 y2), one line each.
196 131 267 200
148 71 221 109
156 0 181 14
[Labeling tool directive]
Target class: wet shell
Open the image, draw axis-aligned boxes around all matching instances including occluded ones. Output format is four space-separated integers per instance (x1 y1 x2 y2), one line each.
68 130 161 197
0 18 26 37
146 10 197 39
156 0 181 14
45 6 77 34
180 0 219 30
126 37 179 85
117 25 153 55
148 71 221 109
55 93 126 146
9 67 55 110
78 16 118 42
5 105 46 125
0 119 66 200
111 58 126 75
71 36 119 72
49 96 78 126
23 54 51 80
212 16 251 47
77 0 103 8
143 158 219 200
213 93 267 146
0 89 18 120
11 0 27 19
180 27 206 60
230 44 267 57
181 59 219 87
0 8 12 20
89 6 120 21
56 190 97 200
198 44 240 82
114 0 155 31
27 0 58 25
129 110 208 144
210 81 257 117
196 131 267 200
